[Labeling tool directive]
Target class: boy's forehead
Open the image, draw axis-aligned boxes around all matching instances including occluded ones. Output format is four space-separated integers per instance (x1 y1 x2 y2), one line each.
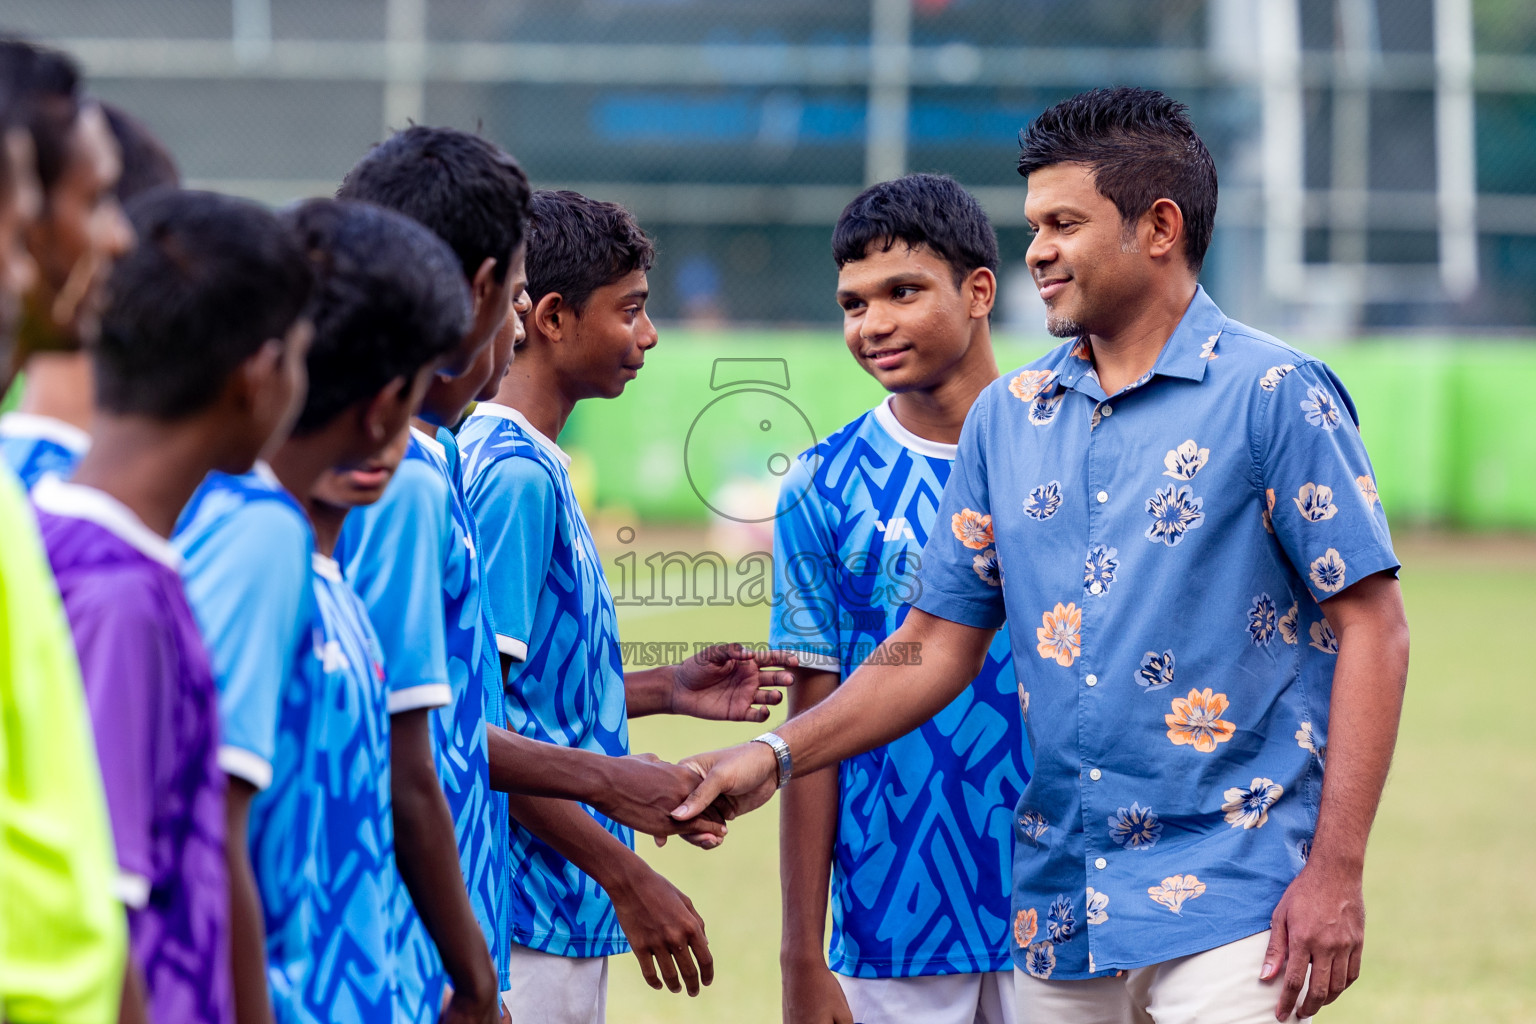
596 267 648 298
836 242 950 291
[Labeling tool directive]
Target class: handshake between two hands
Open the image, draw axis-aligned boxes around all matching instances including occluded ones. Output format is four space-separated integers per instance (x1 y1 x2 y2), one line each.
592 643 801 849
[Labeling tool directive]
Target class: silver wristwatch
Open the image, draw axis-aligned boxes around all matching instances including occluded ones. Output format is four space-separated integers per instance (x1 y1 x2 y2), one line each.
752 731 793 789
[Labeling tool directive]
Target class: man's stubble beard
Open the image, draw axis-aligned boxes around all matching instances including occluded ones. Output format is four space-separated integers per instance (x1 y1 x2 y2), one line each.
1045 311 1082 338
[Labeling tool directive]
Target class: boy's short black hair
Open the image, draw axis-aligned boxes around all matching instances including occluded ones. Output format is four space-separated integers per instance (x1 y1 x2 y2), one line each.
281 198 470 435
1017 86 1218 273
94 189 313 420
337 126 530 285
0 36 81 195
101 102 179 202
525 190 654 313
832 173 999 286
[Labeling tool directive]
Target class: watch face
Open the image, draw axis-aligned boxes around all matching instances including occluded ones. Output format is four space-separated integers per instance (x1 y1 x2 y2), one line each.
685 386 817 523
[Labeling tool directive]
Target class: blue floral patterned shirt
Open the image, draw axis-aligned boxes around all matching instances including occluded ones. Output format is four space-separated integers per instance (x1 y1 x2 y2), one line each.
912 287 1399 981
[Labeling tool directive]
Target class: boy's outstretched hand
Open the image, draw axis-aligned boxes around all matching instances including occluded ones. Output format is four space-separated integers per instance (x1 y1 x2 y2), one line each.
670 643 799 721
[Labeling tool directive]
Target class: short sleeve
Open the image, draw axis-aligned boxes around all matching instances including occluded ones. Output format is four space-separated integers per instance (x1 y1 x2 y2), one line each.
181 500 311 789
64 573 167 904
338 458 452 714
769 457 841 672
1254 360 1400 604
911 392 1008 630
467 455 555 662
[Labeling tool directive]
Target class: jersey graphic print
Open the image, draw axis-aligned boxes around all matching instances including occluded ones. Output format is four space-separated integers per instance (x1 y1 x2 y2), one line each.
176 470 399 1024
770 397 1031 978
336 427 509 1009
458 406 633 959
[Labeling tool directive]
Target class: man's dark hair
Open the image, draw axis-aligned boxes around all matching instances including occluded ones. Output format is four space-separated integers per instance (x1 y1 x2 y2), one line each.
337 126 530 285
100 102 179 202
281 198 469 435
832 173 999 286
0 37 81 196
526 190 654 313
94 190 313 420
1017 87 1217 273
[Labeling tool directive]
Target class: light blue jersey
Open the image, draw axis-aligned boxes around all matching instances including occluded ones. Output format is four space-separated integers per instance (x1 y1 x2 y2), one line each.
0 413 88 489
337 427 510 1006
458 403 632 960
770 396 1031 978
176 468 401 1024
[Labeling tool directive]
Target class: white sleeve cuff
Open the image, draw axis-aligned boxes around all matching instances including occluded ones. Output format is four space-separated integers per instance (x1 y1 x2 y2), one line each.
218 745 274 790
115 872 151 909
789 649 840 671
496 635 528 661
387 682 453 714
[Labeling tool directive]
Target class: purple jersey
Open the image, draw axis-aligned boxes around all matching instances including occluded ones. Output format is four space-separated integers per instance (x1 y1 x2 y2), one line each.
32 478 231 1024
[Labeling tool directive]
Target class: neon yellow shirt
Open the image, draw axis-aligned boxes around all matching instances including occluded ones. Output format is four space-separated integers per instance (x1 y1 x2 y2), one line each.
0 463 124 1022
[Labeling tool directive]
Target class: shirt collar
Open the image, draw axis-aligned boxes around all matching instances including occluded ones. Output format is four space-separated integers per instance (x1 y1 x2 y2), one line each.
410 425 447 462
872 395 958 461
31 475 182 570
471 402 572 469
311 552 344 581
0 412 91 453
1054 285 1226 394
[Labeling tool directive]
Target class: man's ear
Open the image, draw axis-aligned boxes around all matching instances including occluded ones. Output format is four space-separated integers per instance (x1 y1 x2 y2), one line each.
1143 198 1185 262
469 256 500 312
533 292 568 343
964 266 998 320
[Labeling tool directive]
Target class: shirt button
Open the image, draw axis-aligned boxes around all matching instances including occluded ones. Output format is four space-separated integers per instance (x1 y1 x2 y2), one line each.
1085 674 1098 687
1096 490 1109 504
1089 768 1102 780
1102 404 1114 416
1095 857 1107 870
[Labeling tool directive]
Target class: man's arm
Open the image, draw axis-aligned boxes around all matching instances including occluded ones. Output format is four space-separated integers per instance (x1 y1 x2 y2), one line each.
672 609 993 820
391 709 498 1024
623 645 795 721
503 795 714 996
224 779 273 1024
1263 571 1408 1021
778 669 852 1024
485 723 724 840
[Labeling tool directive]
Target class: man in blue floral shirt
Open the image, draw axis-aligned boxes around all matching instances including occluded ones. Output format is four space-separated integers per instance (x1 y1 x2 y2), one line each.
675 87 1409 1024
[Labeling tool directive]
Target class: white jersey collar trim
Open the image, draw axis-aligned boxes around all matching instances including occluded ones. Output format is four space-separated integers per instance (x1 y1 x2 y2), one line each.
30 476 183 570
410 425 447 462
0 412 91 453
872 395 958 461
472 402 571 468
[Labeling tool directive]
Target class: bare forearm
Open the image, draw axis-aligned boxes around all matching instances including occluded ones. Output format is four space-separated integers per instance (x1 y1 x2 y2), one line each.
225 780 273 1024
391 717 494 1001
487 726 618 799
779 669 840 958
1312 577 1410 870
778 611 990 776
504 793 645 894
623 667 675 718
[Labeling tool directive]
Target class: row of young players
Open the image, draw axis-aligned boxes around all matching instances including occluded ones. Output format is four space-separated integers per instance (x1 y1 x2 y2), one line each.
0 34 797 1024
1 33 1032 1024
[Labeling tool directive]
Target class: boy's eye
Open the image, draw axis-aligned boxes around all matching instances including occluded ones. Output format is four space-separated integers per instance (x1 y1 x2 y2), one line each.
892 286 917 300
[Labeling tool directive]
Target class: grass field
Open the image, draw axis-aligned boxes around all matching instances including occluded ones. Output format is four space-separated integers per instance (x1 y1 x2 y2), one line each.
592 528 1536 1024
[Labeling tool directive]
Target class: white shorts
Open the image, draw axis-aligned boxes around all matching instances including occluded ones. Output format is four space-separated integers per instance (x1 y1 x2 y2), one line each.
1014 929 1312 1024
838 970 1014 1024
500 944 608 1024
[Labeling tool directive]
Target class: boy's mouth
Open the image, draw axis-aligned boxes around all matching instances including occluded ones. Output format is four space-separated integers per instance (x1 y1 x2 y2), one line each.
865 345 911 370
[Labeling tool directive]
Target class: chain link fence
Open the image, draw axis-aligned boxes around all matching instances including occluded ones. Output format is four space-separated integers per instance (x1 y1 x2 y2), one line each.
7 0 1536 330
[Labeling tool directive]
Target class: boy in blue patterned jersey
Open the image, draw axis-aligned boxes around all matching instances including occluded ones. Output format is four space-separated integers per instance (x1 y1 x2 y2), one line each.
458 189 795 1023
773 174 1031 1024
176 198 470 1024
333 126 532 1024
